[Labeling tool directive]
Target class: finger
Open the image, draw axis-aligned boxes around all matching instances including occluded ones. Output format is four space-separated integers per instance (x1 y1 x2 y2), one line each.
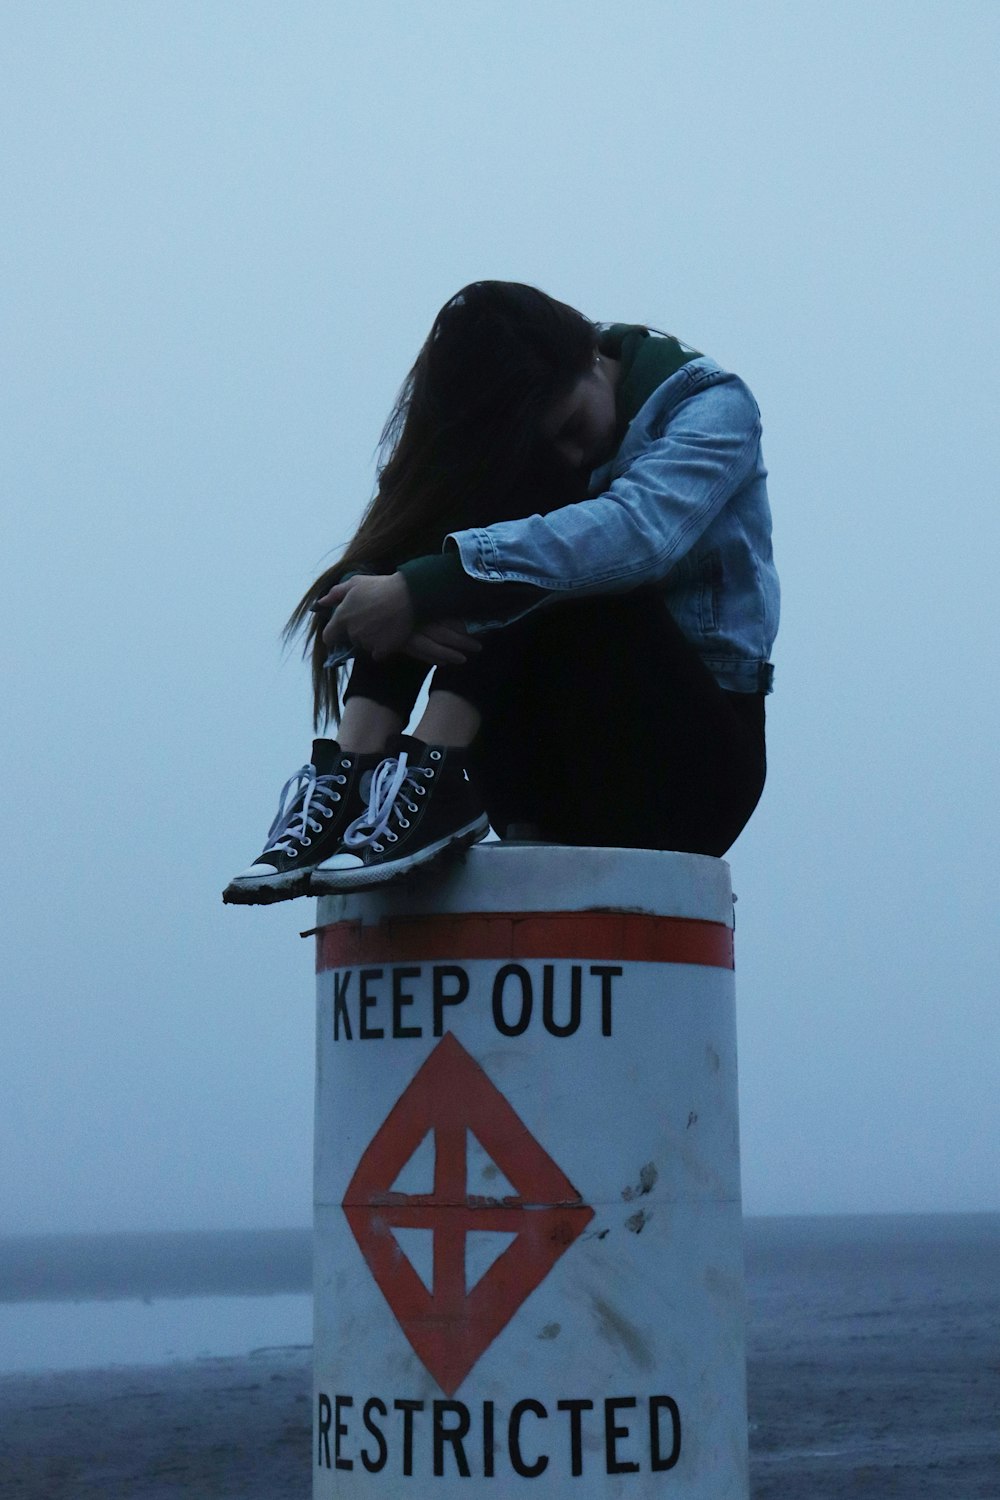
404 633 470 665
436 617 480 639
407 646 466 665
314 581 352 609
422 623 482 653
321 608 348 649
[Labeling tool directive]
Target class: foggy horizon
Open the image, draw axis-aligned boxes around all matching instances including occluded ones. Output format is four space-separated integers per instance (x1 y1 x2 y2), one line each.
3 1 998 1234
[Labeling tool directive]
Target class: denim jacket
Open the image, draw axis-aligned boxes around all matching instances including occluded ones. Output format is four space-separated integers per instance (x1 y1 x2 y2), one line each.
445 357 779 694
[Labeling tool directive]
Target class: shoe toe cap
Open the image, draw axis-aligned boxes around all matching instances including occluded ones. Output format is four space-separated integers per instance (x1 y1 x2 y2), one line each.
231 860 280 880
315 853 365 872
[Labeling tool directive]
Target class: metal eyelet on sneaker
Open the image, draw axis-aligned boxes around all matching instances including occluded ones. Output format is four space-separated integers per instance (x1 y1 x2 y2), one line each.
373 843 384 853
430 750 442 761
415 785 426 796
301 836 312 847
385 831 398 843
340 760 351 769
287 849 298 858
405 800 417 813
424 768 435 779
398 818 410 829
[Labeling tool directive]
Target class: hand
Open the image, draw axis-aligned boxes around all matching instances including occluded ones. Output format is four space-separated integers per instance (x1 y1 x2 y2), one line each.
318 573 415 660
317 576 482 666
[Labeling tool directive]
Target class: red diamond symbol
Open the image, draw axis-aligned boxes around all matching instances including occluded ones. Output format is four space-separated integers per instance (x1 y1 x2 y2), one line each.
343 1032 594 1395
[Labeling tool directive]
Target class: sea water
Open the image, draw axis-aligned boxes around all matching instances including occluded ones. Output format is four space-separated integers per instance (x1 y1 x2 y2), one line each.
0 1292 311 1375
1 1217 998 1373
0 1228 313 1375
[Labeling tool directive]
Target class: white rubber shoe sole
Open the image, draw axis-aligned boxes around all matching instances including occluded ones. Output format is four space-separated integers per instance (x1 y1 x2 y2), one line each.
222 864 316 905
308 815 490 894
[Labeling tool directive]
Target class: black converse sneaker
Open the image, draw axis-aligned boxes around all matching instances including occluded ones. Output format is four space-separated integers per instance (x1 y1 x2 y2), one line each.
309 734 490 893
223 740 378 905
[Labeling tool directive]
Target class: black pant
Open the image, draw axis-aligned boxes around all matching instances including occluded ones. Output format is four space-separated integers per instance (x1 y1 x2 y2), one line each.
344 593 766 857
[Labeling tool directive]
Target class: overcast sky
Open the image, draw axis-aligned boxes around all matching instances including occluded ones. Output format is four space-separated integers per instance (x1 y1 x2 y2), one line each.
3 2 998 1233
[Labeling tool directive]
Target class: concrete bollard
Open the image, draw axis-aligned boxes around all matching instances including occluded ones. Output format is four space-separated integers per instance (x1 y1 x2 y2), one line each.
312 845 749 1497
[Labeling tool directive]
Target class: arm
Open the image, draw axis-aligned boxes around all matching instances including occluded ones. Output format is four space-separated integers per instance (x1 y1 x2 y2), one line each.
316 553 547 661
319 368 763 648
445 369 762 599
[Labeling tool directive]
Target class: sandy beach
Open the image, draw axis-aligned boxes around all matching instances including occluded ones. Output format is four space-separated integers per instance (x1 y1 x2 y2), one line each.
3 1333 997 1500
0 1347 311 1500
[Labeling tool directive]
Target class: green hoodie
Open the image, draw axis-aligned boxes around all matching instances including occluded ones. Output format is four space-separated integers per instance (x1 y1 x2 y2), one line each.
598 324 700 430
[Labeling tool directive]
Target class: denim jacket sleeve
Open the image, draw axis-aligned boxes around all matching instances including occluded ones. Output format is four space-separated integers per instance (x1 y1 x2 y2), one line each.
444 361 762 601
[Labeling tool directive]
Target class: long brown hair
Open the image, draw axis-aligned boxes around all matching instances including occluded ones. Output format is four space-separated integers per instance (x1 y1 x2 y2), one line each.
286 281 598 726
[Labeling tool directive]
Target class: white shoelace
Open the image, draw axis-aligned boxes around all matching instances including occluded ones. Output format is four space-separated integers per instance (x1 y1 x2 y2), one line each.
343 752 426 851
263 764 342 856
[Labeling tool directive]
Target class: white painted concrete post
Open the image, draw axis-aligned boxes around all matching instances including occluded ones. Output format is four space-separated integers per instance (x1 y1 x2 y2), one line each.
312 845 749 1497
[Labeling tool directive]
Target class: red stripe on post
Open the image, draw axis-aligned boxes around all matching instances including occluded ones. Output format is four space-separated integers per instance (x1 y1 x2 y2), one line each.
315 910 734 972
